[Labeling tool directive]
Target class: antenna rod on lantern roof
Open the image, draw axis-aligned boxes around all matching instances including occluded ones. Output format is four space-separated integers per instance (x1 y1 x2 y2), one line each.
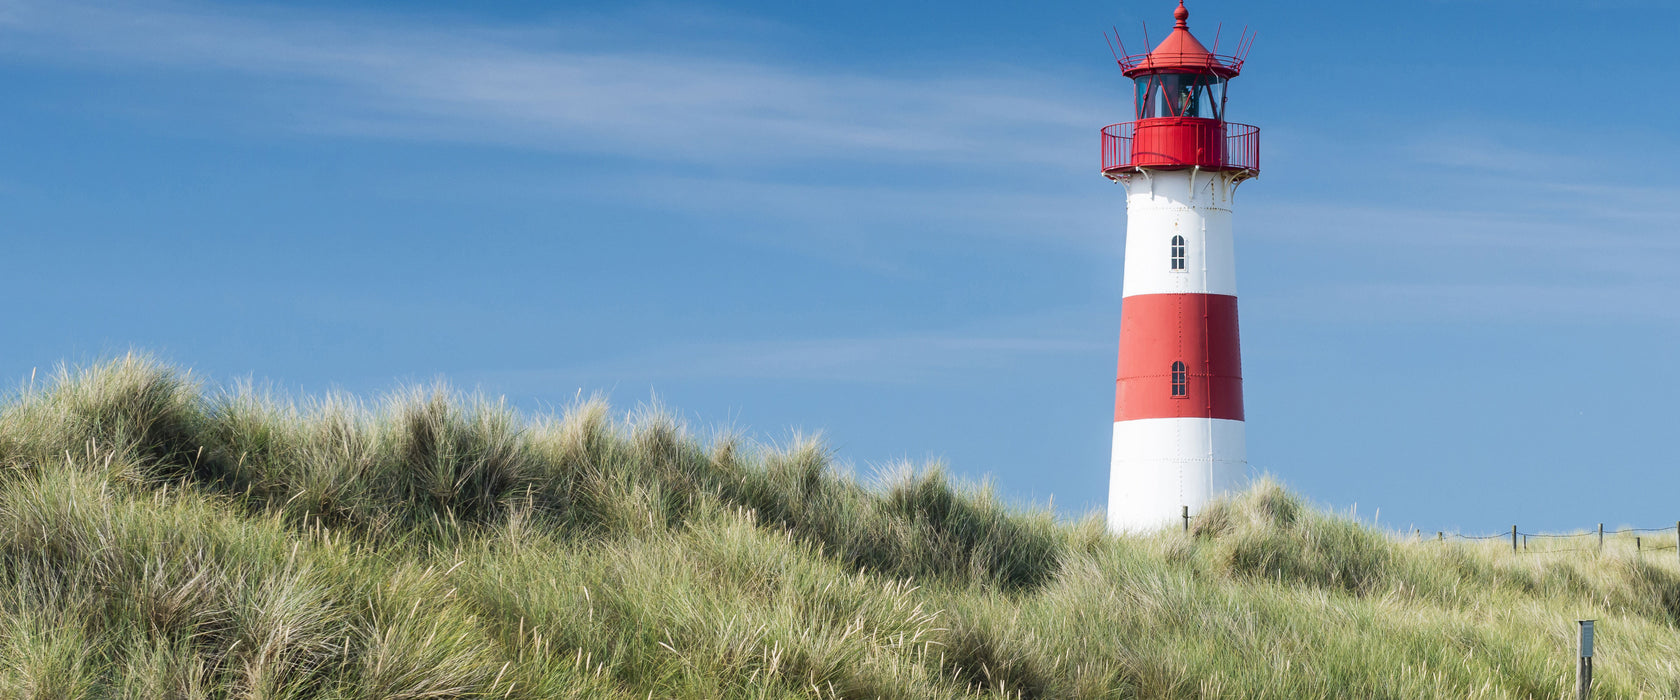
1104 30 1120 63
1210 21 1223 55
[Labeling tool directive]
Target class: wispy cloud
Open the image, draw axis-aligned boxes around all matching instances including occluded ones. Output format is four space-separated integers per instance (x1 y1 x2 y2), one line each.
471 332 1101 389
1252 281 1680 325
1247 198 1680 254
0 0 1104 168
1241 193 1680 324
7 0 1675 330
1241 125 1680 325
612 176 1120 248
454 303 1110 388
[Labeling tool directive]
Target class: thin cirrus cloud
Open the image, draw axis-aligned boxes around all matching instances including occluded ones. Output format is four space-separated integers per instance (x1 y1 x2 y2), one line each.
1252 281 1680 326
461 306 1112 388
1240 197 1680 324
0 0 1105 169
605 175 1119 246
475 332 1102 389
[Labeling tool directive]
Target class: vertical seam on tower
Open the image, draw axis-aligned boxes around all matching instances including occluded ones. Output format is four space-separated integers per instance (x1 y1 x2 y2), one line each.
1203 217 1212 416
1202 210 1215 501
1177 281 1185 508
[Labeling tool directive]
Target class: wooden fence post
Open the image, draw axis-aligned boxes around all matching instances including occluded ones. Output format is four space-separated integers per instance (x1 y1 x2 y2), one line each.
1511 525 1518 553
1576 620 1594 700
1599 523 1604 551
1182 505 1189 534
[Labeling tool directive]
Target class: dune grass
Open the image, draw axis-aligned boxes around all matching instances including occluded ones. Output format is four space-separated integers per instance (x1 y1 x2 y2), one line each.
1 354 1678 698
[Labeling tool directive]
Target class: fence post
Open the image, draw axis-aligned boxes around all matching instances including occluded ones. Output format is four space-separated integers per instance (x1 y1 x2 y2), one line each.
1182 505 1189 534
1636 537 1641 556
1522 534 1527 551
1599 523 1604 551
1511 525 1518 553
1437 531 1443 542
1576 619 1594 700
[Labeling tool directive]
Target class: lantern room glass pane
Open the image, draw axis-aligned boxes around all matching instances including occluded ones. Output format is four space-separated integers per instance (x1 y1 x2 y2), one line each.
1199 81 1225 119
1134 75 1225 120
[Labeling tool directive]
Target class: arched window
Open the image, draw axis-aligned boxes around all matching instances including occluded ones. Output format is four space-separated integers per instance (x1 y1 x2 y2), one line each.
1171 361 1188 397
1170 235 1186 271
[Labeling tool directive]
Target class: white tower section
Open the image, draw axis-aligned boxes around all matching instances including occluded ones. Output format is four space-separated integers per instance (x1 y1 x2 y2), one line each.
1118 170 1237 298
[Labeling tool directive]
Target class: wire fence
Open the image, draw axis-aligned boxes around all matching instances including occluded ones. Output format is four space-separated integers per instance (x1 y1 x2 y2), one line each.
1421 523 1680 556
1172 507 1680 557
1167 506 1680 557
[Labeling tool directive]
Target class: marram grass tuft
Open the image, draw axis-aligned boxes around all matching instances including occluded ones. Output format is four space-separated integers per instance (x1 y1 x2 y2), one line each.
0 355 1677 698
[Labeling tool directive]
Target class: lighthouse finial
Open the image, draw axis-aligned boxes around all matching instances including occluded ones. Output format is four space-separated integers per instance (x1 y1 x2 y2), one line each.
1174 1 1189 28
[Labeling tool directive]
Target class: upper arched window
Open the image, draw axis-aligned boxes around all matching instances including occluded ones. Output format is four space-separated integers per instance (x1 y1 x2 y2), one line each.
1171 361 1188 397
1170 235 1186 271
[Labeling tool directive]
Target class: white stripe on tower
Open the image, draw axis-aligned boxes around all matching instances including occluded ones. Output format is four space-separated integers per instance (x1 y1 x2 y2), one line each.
1109 418 1247 529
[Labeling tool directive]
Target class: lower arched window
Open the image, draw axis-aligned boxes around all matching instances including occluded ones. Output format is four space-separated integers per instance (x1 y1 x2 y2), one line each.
1171 361 1188 397
1170 235 1186 271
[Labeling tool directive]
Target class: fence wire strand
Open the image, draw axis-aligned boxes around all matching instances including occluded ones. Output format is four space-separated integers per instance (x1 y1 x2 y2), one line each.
1443 527 1680 541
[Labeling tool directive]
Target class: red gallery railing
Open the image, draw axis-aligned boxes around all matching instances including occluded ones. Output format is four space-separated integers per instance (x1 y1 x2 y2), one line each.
1116 51 1245 76
1101 121 1260 174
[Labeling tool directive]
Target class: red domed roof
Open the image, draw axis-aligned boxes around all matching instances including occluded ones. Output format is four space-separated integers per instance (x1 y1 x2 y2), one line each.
1119 1 1243 78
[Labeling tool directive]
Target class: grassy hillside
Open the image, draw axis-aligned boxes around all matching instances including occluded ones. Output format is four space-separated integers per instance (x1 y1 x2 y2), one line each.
1 355 1678 699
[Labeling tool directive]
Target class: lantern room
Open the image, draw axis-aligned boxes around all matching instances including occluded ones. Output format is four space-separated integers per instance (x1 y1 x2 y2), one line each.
1102 1 1259 178
1135 72 1226 121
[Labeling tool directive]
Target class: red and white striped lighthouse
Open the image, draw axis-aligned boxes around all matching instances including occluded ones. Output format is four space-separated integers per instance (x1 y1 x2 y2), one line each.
1102 2 1259 532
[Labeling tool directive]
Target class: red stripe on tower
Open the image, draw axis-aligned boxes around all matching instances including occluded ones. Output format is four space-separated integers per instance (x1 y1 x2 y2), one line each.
1115 293 1243 422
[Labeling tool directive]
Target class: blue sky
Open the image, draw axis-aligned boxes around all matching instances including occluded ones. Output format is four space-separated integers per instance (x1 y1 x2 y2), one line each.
0 0 1677 534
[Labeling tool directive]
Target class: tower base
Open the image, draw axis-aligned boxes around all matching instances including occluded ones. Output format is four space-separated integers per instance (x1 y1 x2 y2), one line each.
1108 417 1248 532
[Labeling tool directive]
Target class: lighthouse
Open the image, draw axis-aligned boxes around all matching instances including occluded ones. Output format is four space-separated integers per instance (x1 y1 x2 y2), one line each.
1103 1 1259 532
